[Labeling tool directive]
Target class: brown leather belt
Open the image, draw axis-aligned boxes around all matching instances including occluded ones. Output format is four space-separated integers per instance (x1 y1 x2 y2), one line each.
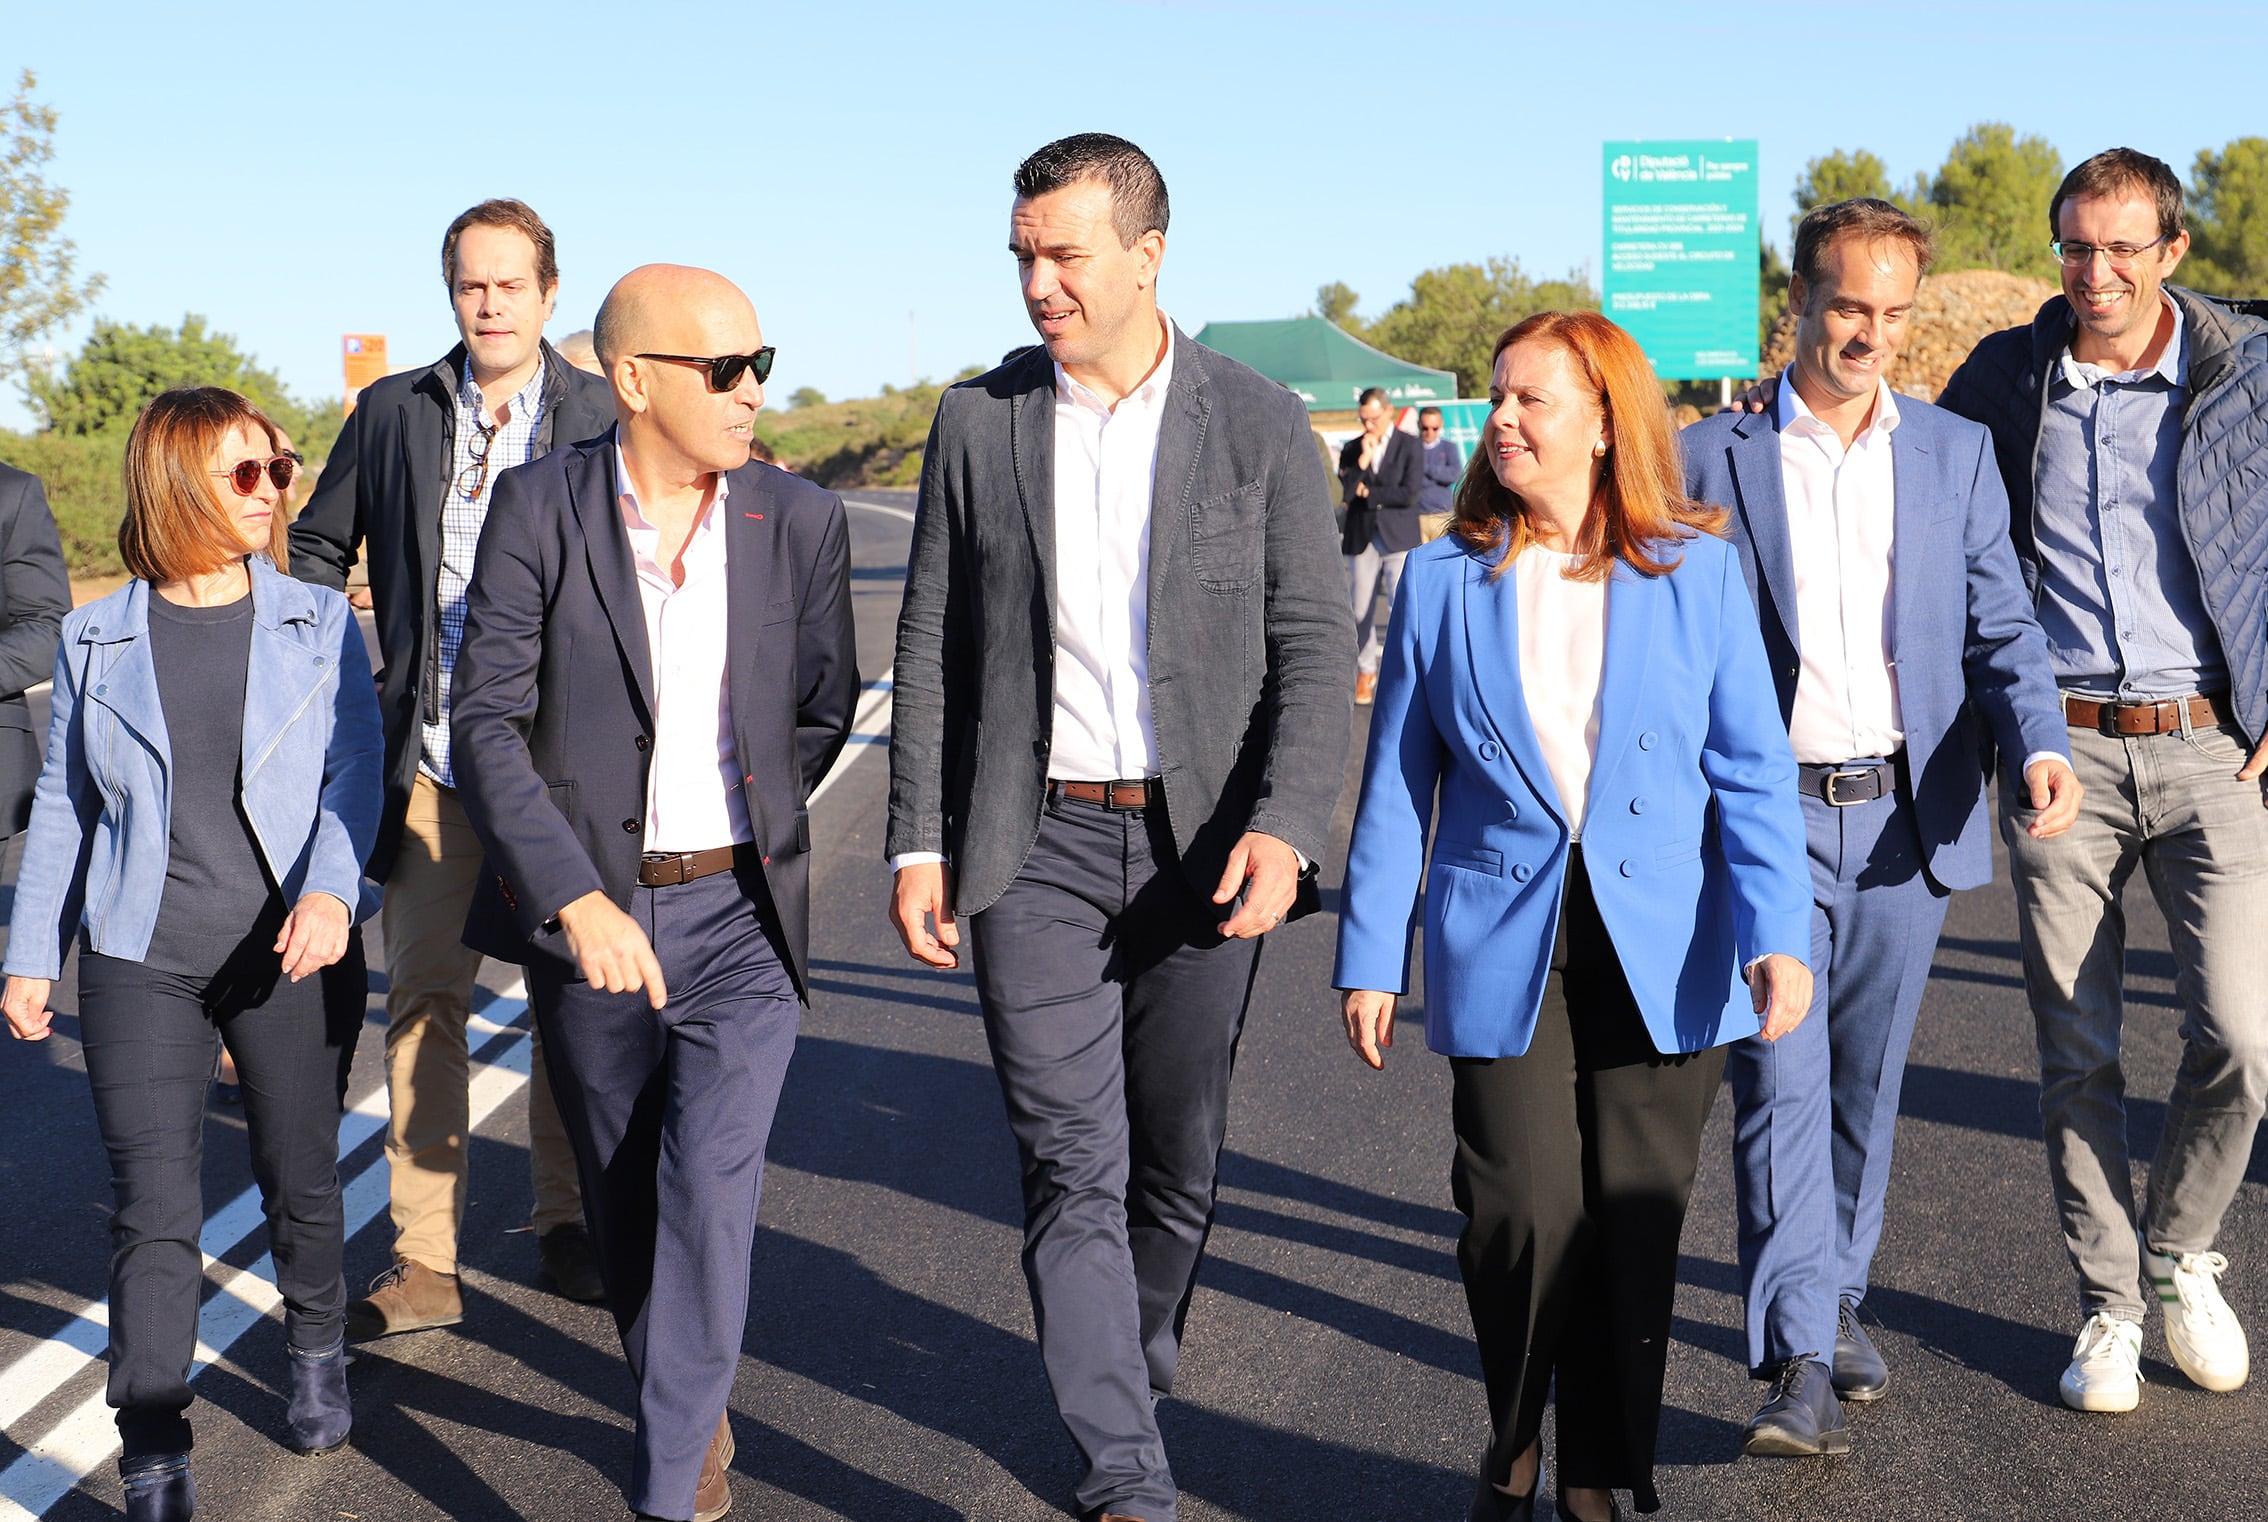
2063 693 2232 736
636 844 750 887
1050 778 1160 811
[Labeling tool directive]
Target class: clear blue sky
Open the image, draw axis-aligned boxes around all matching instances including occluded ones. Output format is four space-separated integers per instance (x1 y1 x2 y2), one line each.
6 0 2263 433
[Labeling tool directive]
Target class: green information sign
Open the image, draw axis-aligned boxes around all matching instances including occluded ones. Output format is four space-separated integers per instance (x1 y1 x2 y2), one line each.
1602 139 1760 379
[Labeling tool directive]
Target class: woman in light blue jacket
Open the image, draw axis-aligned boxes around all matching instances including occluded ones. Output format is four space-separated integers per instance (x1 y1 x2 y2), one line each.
1335 314 1813 1522
2 388 381 1522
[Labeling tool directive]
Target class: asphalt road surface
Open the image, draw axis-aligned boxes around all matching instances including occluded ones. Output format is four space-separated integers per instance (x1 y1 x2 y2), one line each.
2 486 2262 1521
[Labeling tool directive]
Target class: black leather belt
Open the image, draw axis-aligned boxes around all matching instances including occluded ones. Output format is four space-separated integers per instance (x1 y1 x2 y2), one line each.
636 844 753 887
1050 778 1160 811
1798 760 1894 808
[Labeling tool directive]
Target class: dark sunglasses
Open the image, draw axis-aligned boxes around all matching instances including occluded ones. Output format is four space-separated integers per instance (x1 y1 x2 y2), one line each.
634 347 776 392
210 456 300 495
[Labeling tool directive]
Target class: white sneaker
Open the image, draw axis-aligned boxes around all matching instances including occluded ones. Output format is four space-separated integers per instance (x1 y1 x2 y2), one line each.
2060 1312 2144 1412
2145 1242 2250 1392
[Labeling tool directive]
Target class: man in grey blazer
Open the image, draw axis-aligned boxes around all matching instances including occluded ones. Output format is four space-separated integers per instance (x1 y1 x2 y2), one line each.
0 462 70 840
886 134 1350 1522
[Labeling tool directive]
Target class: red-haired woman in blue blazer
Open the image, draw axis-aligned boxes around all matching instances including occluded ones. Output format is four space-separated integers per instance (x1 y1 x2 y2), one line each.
1335 312 1813 1522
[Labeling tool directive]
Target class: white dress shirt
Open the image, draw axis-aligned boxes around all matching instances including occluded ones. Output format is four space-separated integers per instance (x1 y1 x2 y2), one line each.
1047 318 1176 782
1514 547 1607 838
615 445 750 852
1776 370 1905 766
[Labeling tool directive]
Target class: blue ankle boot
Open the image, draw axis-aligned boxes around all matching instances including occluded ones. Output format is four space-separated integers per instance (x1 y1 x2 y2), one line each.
285 1338 352 1454
120 1453 195 1521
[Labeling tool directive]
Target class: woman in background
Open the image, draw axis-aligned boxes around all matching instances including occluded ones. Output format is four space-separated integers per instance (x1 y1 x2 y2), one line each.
2 387 382 1521
1334 312 1812 1521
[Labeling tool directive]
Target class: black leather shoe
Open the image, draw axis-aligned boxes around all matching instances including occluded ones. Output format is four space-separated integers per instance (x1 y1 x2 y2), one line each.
538 1223 607 1304
1833 1297 1889 1402
1556 1492 1625 1522
1743 1356 1850 1456
120 1453 195 1521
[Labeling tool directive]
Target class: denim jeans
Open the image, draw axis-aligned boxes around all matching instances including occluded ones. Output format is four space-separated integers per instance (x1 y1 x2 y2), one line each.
2002 716 2268 1321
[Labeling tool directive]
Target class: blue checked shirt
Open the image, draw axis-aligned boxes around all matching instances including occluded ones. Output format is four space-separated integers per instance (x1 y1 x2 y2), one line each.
422 358 547 785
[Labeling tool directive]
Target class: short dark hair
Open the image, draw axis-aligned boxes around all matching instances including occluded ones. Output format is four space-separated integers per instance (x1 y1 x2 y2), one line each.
1012 133 1169 248
1418 406 1443 422
441 198 559 292
2051 147 2185 243
1357 387 1390 410
1792 197 1935 291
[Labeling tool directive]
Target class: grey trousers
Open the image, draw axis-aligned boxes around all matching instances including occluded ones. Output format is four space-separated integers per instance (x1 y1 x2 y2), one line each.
2002 716 2268 1322
967 792 1263 1522
1346 541 1407 676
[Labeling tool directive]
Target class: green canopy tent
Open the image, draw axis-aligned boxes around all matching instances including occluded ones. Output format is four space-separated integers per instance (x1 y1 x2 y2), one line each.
1190 317 1457 410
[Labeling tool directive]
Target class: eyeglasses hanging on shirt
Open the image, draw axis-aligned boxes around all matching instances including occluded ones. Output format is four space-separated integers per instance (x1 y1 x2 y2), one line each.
455 419 499 501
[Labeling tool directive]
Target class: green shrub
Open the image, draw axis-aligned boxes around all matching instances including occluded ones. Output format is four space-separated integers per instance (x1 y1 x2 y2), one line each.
0 426 125 575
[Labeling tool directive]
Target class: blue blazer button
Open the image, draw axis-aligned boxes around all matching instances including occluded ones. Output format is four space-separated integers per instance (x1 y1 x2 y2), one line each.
1638 731 1659 750
1620 859 1637 877
1479 740 1500 760
1511 862 1533 882
1504 798 1519 819
1630 797 1648 814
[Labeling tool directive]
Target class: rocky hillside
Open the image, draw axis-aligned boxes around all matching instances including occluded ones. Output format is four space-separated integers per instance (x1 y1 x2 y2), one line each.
1759 268 2058 401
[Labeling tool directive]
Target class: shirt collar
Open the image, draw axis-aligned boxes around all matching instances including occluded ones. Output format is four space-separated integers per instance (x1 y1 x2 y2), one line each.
459 353 549 424
1775 364 1901 442
613 442 729 532
1055 311 1176 415
2057 289 2187 390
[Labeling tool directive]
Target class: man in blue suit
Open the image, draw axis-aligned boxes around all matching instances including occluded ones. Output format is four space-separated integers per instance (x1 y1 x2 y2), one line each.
1683 199 2080 1456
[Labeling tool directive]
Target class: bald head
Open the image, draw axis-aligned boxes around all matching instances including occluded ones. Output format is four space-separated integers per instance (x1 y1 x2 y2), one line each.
597 264 768 478
593 263 757 373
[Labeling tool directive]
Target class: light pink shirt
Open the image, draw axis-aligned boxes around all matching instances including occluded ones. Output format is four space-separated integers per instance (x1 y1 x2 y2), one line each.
615 444 749 853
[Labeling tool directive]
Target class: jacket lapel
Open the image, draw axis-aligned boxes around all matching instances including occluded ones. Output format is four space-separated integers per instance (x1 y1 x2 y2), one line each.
1589 560 1660 797
1887 410 1935 674
1148 333 1208 612
85 582 167 759
1009 356 1056 636
1728 411 1798 647
240 560 325 777
723 464 778 839
568 432 656 724
1459 546 1565 827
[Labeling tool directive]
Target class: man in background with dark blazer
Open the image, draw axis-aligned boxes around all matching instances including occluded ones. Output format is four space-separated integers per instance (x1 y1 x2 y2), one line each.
1683 198 2077 1458
291 199 616 1332
0 462 69 840
453 263 856 1522
1338 386 1424 705
887 133 1350 1522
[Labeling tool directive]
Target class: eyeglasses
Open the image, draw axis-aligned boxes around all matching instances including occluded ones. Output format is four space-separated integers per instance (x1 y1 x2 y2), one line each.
2050 234 2171 270
633 348 776 392
455 418 499 500
210 456 300 496
1419 424 1443 434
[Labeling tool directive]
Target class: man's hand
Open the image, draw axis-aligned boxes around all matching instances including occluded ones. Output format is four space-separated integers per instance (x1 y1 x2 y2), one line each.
1749 953 1814 1042
891 861 960 969
557 891 668 1008
3 977 53 1042
1353 481 1369 499
1214 831 1300 938
348 586 375 611
2023 756 2085 837
1342 989 1397 1070
2239 732 2268 808
275 892 353 982
1729 375 1777 414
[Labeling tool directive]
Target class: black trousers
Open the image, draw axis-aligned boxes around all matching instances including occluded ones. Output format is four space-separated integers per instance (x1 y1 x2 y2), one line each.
965 792 1264 1522
78 940 354 1459
1450 850 1723 1515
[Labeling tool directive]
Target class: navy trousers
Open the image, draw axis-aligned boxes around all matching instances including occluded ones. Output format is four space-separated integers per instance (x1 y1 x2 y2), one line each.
966 792 1264 1522
531 865 799 1522
1728 782 1950 1373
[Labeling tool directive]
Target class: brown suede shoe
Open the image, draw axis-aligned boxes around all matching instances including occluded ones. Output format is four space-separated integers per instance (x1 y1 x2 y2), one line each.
691 1414 734 1522
344 1258 463 1342
1354 671 1378 706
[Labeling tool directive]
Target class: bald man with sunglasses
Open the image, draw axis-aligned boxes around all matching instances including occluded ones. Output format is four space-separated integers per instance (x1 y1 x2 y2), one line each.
451 263 855 1522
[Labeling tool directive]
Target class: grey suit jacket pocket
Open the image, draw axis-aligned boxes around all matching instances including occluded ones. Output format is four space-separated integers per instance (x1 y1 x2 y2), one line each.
1190 482 1265 592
